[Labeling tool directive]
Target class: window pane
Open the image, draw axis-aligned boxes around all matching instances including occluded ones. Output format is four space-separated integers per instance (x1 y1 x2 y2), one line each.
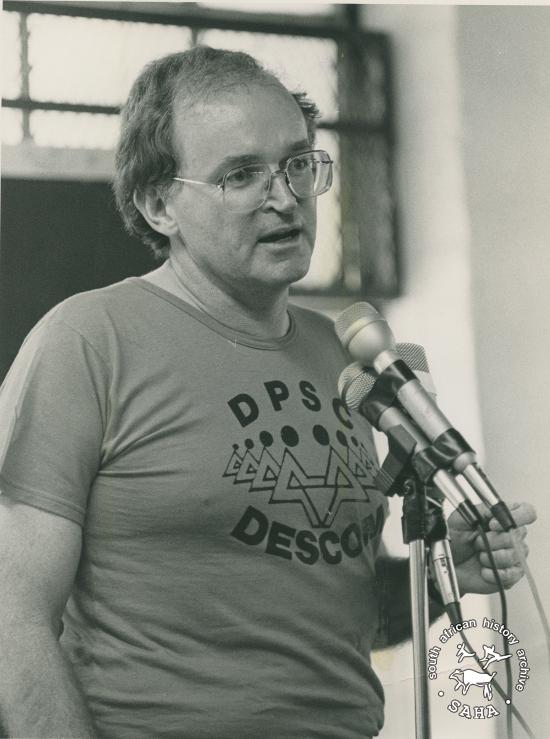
2 11 21 99
30 111 120 149
294 129 341 290
2 108 23 146
28 15 191 105
201 29 337 120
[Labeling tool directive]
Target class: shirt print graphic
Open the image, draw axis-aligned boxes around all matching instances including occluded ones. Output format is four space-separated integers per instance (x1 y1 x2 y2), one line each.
225 378 386 566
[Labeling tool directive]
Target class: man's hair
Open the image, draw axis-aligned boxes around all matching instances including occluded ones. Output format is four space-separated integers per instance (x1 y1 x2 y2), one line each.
113 46 320 259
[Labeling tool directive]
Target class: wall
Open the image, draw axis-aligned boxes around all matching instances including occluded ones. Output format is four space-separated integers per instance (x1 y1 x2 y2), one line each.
458 6 550 736
363 5 549 738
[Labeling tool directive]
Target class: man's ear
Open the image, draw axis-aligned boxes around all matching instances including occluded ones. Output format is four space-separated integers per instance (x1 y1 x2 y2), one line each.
133 185 179 239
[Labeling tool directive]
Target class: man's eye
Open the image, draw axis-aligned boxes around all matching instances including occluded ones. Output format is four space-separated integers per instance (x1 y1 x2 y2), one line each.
289 156 313 173
225 167 262 188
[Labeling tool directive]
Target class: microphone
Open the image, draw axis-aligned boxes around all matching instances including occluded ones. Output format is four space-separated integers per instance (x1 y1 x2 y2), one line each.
338 360 478 527
335 302 516 531
339 344 487 515
430 538 462 623
339 357 466 620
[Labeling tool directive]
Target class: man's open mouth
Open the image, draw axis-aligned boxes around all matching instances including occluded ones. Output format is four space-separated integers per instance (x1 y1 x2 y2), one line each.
258 228 301 243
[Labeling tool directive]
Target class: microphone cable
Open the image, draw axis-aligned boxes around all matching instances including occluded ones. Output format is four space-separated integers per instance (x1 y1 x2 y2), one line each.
469 517 514 739
441 507 537 738
510 534 550 668
460 500 550 737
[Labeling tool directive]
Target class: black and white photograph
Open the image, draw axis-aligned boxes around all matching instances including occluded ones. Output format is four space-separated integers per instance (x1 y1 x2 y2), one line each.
1 2 548 737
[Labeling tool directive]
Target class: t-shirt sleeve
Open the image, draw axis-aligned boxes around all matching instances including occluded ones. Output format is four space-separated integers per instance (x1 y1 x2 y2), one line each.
0 316 108 526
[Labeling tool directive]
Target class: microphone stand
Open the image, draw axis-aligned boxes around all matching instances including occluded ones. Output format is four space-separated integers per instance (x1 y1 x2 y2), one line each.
340 361 471 738
401 474 432 739
376 426 461 739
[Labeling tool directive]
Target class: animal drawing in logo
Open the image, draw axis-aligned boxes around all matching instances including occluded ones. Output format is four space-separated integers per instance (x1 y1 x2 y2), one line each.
479 644 512 669
449 643 511 701
449 668 496 701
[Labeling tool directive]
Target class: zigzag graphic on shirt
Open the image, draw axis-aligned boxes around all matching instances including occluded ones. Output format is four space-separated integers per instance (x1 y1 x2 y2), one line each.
223 443 378 528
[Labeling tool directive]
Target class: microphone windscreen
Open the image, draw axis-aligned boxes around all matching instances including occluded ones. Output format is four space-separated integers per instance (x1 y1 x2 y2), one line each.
396 342 430 373
338 342 435 411
338 362 376 411
334 302 383 349
337 361 366 398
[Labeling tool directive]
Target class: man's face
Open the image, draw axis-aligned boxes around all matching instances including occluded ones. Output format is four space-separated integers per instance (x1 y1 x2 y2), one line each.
166 82 317 296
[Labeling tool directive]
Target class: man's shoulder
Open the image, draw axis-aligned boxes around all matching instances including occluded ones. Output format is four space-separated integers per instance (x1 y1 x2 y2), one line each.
288 302 337 334
22 278 149 362
287 302 351 369
53 277 140 317
41 277 148 334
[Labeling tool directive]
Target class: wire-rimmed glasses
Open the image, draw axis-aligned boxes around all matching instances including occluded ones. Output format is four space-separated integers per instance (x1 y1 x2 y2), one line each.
172 149 333 213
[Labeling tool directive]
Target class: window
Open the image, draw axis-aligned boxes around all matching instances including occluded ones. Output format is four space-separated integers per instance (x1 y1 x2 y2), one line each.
2 1 398 297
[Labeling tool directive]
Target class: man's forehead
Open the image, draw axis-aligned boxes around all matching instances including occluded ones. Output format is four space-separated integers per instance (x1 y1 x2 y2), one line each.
174 79 300 124
172 81 308 169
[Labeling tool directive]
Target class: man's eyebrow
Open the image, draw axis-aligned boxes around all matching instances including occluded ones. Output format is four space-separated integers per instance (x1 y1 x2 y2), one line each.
287 139 312 154
210 154 262 179
209 140 313 180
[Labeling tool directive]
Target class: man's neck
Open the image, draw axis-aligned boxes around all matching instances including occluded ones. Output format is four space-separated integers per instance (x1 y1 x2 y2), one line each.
141 259 291 339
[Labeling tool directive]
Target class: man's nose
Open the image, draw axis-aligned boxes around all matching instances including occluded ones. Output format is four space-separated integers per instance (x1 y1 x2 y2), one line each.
264 170 298 212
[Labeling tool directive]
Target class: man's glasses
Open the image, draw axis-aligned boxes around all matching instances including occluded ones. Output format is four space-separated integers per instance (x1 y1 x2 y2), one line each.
172 149 333 213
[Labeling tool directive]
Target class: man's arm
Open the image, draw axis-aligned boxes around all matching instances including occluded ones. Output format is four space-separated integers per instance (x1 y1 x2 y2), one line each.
0 498 97 738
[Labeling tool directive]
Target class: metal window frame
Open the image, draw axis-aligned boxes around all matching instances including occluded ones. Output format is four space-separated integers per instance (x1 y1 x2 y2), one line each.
2 0 399 298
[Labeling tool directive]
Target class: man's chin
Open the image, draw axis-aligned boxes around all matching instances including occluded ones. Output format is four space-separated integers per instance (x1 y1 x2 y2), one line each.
263 258 312 289
264 244 313 283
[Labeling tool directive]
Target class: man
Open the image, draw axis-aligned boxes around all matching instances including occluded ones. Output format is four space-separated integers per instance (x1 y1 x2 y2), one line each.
0 47 535 739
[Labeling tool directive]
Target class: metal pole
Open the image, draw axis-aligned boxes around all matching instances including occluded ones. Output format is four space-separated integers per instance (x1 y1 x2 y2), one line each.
409 539 431 739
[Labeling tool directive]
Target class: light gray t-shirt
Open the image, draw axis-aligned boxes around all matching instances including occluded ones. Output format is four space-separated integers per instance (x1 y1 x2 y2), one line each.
0 278 388 738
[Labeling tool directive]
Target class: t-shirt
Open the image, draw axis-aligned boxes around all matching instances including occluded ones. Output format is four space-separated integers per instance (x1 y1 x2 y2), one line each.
0 277 388 739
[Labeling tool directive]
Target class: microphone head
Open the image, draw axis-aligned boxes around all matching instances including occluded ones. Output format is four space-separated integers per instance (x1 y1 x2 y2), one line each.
338 342 435 412
338 362 377 412
337 360 365 398
395 342 435 395
396 342 429 373
335 302 396 366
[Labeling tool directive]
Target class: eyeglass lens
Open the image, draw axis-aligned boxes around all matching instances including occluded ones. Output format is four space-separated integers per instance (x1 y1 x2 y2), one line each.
223 151 332 212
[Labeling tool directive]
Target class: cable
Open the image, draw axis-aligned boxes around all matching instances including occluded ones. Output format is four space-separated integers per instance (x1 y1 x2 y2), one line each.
475 523 514 739
511 533 550 671
444 518 538 738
